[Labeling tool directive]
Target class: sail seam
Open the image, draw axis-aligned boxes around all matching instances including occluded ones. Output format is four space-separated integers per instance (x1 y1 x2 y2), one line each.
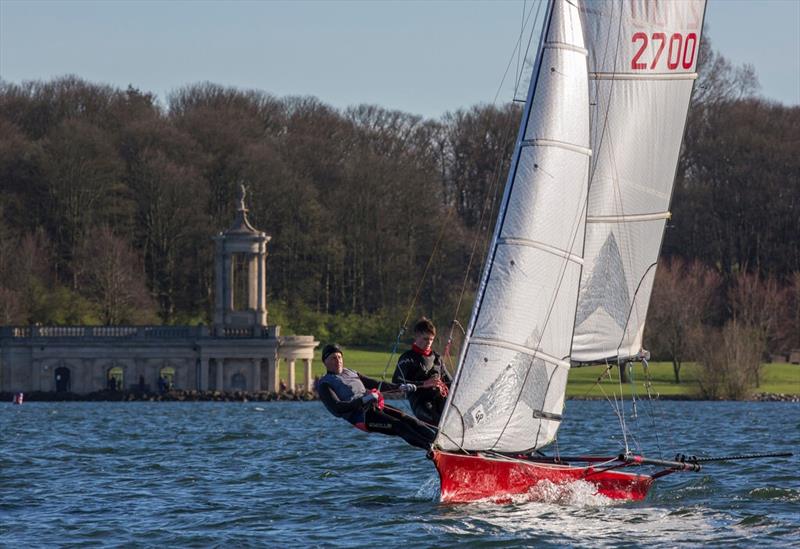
497 238 584 265
520 138 591 156
468 337 570 369
586 212 671 223
591 72 698 81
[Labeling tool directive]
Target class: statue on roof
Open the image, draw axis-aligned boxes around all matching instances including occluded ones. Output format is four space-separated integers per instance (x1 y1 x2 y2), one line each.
237 183 248 212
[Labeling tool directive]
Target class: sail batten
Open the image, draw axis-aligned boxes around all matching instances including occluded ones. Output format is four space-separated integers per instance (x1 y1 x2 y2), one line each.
497 238 584 264
591 72 698 81
467 337 571 369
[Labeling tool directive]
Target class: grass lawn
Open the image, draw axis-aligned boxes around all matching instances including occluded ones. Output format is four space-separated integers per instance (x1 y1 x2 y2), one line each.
307 346 800 398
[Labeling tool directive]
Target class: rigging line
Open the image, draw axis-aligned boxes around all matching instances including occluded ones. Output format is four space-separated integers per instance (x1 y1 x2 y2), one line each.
594 375 629 455
380 204 456 389
513 1 544 97
492 0 544 106
625 362 645 455
640 356 665 459
616 358 630 453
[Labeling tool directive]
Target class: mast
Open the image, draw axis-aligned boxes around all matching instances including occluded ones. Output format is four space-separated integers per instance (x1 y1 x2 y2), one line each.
436 0 591 453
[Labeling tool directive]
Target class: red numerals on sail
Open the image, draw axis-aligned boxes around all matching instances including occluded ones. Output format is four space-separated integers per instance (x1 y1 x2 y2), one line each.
631 32 698 70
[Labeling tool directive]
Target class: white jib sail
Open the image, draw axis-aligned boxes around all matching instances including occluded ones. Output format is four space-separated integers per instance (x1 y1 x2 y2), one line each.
436 0 590 453
571 0 707 363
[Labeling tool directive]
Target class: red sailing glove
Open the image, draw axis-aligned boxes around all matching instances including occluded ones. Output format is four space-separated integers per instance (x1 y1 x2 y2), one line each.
361 389 384 410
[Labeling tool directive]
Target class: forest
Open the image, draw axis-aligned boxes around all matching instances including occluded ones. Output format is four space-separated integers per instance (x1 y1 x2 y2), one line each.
0 38 798 397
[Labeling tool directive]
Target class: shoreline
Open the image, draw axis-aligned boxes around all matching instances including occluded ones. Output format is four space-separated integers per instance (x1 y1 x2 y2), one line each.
3 390 798 403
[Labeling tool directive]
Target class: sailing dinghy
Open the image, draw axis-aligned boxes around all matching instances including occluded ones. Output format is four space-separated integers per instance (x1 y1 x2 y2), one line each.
430 0 710 503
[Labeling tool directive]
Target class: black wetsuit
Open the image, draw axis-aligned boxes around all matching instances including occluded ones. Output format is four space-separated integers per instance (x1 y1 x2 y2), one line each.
393 349 451 425
317 368 436 450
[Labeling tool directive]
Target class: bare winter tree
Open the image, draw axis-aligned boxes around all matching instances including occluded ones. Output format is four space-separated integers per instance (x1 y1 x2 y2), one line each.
728 271 786 387
646 258 721 383
78 226 157 325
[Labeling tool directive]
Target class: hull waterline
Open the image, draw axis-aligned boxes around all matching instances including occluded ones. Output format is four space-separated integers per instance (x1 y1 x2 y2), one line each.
433 450 653 503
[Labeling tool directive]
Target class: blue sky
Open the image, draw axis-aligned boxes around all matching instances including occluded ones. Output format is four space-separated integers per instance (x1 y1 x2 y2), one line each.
1 0 798 118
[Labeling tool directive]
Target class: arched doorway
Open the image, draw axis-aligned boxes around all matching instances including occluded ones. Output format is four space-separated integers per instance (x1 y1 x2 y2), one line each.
209 359 218 390
231 372 247 391
54 366 71 392
107 366 123 391
159 366 175 393
260 359 270 391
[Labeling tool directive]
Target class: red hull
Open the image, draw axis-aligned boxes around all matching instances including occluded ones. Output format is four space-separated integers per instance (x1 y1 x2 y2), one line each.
433 450 653 503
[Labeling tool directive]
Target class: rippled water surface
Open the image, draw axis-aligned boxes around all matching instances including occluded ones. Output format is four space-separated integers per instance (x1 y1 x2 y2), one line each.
2 400 798 547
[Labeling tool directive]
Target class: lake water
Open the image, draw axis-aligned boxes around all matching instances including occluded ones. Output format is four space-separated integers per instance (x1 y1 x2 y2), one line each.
2 400 798 547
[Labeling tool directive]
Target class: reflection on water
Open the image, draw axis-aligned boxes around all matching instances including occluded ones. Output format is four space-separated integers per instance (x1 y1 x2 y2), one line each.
1 400 798 547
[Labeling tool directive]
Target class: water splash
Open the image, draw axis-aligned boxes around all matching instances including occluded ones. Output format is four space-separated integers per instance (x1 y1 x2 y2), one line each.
415 475 440 501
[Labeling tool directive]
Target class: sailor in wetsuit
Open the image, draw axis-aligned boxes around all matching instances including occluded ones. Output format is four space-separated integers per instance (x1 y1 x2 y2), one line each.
393 318 451 425
317 344 438 450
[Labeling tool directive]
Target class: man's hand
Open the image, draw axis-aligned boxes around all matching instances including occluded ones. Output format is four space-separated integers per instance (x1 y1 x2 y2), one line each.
361 389 384 410
421 377 449 397
399 383 416 393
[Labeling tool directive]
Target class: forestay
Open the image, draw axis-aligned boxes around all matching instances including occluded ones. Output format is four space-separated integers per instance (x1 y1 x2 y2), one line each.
437 0 590 453
572 0 707 363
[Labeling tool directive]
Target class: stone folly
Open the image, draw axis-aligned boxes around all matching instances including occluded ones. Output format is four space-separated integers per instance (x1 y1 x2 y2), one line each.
0 185 318 396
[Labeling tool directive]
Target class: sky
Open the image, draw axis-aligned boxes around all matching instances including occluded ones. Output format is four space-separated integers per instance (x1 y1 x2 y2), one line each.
0 0 798 119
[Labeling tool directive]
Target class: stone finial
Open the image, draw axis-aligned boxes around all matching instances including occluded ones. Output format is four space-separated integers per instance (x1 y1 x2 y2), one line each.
237 183 248 212
226 182 258 234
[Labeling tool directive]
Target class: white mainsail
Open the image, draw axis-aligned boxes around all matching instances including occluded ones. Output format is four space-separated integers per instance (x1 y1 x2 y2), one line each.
571 0 707 362
437 0 590 453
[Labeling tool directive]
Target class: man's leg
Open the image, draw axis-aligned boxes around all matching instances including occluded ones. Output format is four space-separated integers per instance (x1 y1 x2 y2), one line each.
364 406 437 450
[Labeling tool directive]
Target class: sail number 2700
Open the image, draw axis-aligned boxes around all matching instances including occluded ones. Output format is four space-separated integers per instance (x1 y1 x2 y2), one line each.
631 32 698 70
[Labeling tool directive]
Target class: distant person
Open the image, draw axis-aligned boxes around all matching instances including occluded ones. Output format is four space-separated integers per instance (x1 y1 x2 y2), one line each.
393 317 451 425
317 344 437 450
158 376 167 394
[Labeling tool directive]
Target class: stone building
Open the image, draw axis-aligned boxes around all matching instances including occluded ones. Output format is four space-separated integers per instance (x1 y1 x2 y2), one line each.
0 186 318 395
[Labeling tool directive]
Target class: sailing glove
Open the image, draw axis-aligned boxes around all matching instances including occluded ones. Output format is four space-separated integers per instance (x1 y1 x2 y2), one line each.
399 383 416 393
361 392 379 405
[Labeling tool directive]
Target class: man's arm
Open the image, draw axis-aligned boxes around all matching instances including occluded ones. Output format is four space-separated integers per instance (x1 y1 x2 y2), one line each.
318 382 363 417
357 373 403 392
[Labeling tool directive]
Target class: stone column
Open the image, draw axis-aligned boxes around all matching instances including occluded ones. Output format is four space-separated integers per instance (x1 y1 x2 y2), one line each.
256 246 265 326
304 358 313 393
31 359 42 391
200 358 209 391
287 359 296 392
251 358 260 392
224 255 234 313
216 359 224 391
248 254 258 311
267 359 278 392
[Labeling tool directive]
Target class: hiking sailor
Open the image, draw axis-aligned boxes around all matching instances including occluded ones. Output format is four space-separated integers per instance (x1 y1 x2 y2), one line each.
393 317 451 425
317 344 437 450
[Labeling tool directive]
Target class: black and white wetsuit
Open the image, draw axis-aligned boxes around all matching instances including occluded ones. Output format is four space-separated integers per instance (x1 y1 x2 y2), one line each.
317 368 436 450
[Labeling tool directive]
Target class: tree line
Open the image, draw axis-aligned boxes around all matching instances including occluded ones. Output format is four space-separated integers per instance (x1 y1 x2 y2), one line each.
0 39 797 376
